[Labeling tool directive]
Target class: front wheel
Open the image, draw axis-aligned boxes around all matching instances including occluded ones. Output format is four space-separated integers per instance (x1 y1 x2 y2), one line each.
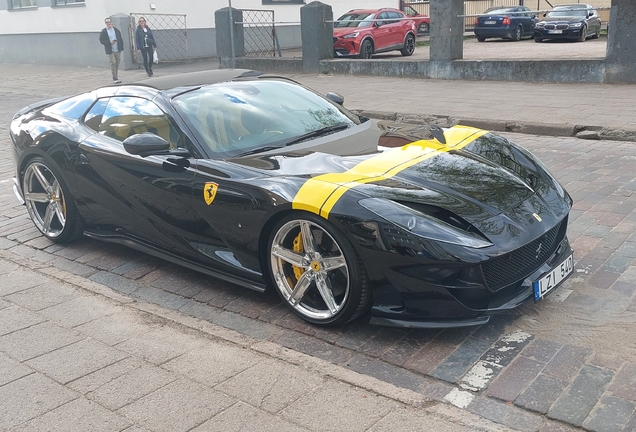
358 39 373 59
22 157 84 243
267 213 370 326
513 25 523 41
578 25 587 42
534 36 543 43
477 36 486 42
401 33 415 56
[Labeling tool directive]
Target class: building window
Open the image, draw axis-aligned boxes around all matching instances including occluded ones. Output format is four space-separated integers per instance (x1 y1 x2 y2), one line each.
9 0 37 9
54 0 85 5
262 0 304 4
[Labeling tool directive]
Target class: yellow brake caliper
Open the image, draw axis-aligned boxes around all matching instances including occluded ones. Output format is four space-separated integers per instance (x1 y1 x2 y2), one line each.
292 231 305 281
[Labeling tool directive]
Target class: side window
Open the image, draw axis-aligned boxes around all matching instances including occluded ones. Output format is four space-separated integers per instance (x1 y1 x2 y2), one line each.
388 12 402 24
86 97 181 148
377 12 388 26
84 99 108 132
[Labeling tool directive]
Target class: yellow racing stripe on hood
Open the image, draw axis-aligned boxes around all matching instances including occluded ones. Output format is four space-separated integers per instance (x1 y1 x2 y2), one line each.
292 126 489 219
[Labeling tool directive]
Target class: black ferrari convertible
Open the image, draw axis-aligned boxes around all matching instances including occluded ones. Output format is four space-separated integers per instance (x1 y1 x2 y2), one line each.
9 69 573 328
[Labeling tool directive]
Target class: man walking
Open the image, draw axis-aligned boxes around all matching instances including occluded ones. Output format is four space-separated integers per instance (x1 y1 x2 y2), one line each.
99 17 124 84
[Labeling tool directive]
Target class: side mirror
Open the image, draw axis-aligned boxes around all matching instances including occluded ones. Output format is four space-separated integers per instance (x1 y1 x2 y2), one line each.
326 92 345 105
123 132 170 155
543 12 547 17
123 132 190 158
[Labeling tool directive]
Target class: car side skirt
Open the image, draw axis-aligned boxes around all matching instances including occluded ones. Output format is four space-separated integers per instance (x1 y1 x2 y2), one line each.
83 229 268 293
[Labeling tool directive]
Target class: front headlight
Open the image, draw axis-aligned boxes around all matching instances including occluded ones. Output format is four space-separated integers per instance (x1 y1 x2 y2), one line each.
359 198 493 249
569 22 582 28
342 32 360 39
535 22 545 27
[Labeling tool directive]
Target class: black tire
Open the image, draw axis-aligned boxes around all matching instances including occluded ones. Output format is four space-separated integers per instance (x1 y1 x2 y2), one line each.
358 39 373 59
513 25 523 41
22 156 84 243
477 36 486 42
534 36 543 43
578 25 587 42
267 212 371 326
400 33 415 56
592 25 600 39
417 22 429 34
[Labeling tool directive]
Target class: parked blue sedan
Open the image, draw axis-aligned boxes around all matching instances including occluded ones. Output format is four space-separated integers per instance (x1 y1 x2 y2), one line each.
474 6 537 42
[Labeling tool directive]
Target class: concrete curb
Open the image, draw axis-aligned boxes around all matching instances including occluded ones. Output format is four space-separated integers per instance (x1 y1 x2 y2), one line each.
0 248 515 432
354 109 636 142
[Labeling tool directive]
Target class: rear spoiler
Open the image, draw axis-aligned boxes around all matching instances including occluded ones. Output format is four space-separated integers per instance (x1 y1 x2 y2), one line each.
12 95 67 120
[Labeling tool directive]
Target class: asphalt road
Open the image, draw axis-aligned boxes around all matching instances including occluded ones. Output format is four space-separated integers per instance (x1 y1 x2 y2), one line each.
1 61 635 431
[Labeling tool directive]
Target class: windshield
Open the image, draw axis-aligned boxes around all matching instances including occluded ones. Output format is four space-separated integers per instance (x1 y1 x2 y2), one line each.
485 8 515 14
335 13 375 28
548 7 588 17
172 80 358 157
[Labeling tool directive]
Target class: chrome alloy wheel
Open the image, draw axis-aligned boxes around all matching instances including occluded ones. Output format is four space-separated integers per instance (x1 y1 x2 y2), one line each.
23 162 67 239
270 219 350 321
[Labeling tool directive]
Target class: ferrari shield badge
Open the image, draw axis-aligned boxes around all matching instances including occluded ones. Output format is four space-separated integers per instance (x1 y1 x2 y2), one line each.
204 182 218 205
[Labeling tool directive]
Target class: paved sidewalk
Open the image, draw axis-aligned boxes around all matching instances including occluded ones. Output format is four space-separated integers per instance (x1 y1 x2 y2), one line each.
0 249 513 432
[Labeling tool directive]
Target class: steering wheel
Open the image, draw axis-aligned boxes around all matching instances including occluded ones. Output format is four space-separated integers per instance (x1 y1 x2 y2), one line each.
258 105 290 134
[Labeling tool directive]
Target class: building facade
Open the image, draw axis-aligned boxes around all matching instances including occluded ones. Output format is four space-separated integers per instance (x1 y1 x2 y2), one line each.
0 0 396 68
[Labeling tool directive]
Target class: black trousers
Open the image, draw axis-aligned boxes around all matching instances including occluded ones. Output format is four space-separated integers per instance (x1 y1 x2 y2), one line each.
140 47 154 73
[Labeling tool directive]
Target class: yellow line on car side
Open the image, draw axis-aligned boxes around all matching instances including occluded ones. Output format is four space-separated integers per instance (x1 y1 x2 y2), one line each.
292 126 489 218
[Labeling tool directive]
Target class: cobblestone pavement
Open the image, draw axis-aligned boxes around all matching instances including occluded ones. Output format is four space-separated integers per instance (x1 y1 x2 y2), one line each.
1 62 635 431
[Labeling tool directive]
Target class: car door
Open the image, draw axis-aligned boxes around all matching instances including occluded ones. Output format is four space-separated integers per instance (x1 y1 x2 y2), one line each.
189 160 269 286
75 95 200 259
520 7 534 35
588 6 601 34
373 12 393 50
386 11 407 48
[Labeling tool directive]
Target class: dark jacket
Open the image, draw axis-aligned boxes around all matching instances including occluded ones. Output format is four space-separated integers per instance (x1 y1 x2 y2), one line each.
134 26 157 51
99 26 124 55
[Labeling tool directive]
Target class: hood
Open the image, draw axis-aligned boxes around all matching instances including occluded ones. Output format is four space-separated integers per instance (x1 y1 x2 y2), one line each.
230 120 566 227
541 15 586 23
333 27 369 37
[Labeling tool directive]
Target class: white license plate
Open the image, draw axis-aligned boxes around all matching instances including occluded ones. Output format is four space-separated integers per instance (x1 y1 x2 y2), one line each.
548 30 563 34
533 254 573 301
484 20 496 25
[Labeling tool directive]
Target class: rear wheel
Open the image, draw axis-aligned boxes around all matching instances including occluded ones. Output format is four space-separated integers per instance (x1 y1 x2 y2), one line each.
359 39 373 59
592 25 600 39
400 33 415 56
22 157 84 243
513 25 522 41
477 36 486 42
268 213 370 326
578 25 587 42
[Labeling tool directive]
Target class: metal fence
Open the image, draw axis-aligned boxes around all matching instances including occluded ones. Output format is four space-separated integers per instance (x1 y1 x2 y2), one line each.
129 13 188 65
240 9 280 57
404 0 612 31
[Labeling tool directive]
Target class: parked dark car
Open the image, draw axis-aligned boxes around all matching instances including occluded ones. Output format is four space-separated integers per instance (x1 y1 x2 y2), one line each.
474 6 537 42
333 8 416 59
401 4 430 34
10 69 574 329
534 4 602 42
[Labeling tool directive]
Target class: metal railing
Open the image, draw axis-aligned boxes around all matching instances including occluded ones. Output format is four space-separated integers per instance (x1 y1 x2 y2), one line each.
129 13 187 64
238 10 282 57
404 0 612 30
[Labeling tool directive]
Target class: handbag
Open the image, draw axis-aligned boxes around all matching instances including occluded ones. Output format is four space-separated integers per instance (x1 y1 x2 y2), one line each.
153 50 159 64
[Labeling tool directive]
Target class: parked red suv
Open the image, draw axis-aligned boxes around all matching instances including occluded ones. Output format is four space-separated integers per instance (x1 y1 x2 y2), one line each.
402 4 430 34
333 8 417 59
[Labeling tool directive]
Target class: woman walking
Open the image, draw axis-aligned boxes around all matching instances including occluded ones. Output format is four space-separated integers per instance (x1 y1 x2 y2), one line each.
134 17 157 77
